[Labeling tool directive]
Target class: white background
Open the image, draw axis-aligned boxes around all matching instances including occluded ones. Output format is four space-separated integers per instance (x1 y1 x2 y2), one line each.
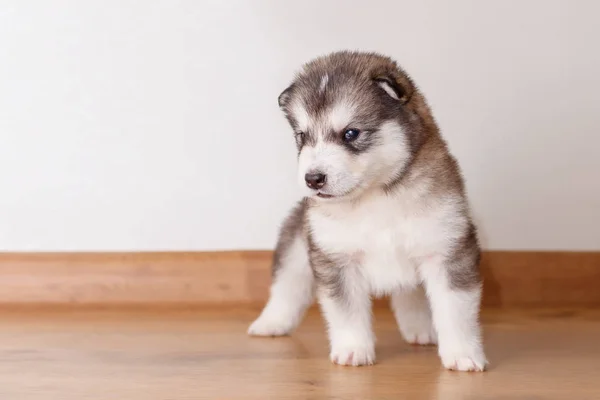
1 0 598 251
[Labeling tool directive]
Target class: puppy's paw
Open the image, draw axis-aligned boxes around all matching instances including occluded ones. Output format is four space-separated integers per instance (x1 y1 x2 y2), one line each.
247 315 294 337
330 343 375 366
397 313 437 346
440 349 487 372
402 327 437 346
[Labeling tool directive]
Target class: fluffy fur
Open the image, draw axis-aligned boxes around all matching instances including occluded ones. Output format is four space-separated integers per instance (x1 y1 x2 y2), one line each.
248 51 487 372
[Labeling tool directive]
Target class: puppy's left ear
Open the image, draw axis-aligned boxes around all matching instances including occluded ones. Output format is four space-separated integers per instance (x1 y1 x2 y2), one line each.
373 72 413 105
278 84 295 110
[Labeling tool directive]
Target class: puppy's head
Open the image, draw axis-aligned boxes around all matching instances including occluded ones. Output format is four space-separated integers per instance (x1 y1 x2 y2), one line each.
279 51 426 201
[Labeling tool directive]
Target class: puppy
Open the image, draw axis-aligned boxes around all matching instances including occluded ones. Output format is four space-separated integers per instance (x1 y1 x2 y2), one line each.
248 51 487 372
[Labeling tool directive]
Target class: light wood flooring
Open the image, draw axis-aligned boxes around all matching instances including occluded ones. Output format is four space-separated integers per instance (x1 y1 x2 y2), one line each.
0 307 598 399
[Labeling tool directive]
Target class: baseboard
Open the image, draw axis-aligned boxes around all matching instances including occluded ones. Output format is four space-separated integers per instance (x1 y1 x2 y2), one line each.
0 251 598 307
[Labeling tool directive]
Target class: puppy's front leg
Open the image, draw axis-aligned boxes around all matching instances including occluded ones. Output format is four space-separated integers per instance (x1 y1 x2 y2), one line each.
420 253 487 372
316 265 375 366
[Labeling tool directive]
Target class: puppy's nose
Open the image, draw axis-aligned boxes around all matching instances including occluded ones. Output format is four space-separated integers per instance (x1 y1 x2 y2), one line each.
305 172 327 190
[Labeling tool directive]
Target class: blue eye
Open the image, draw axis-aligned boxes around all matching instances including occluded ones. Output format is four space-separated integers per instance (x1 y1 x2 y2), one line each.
343 129 360 142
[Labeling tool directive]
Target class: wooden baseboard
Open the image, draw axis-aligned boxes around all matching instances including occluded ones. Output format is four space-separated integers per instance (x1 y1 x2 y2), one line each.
0 251 598 307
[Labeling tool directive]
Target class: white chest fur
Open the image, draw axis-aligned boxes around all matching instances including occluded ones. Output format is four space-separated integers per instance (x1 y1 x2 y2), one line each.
308 190 466 296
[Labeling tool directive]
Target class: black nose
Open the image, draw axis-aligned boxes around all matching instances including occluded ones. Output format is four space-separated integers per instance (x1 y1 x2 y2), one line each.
305 172 326 189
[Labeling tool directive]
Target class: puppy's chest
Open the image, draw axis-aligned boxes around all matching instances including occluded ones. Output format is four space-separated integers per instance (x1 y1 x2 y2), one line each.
308 196 440 291
310 196 433 254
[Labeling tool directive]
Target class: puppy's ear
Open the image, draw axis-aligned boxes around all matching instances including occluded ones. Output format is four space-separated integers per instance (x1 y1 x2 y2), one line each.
278 84 295 110
373 73 413 104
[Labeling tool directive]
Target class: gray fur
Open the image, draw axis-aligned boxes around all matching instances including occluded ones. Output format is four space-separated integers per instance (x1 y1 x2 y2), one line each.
271 198 307 277
252 51 486 371
273 50 481 292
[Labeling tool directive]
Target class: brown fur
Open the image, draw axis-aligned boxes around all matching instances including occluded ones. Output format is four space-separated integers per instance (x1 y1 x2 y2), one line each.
271 199 307 277
273 51 481 292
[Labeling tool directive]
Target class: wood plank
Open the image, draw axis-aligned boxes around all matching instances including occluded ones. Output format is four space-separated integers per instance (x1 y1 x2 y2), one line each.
480 251 600 306
0 307 599 399
0 251 270 306
0 251 598 307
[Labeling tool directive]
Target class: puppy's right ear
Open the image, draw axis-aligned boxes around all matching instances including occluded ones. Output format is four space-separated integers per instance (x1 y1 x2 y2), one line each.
278 84 294 110
373 75 412 104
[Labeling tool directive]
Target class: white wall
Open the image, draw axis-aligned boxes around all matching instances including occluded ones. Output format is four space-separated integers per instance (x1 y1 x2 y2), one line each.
1 0 598 251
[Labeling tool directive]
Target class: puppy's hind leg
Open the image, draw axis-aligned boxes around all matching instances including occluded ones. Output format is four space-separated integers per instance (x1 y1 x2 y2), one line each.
248 237 313 336
390 285 437 346
248 202 314 336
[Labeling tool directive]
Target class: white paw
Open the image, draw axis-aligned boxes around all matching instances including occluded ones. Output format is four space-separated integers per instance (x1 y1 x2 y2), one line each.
247 315 294 337
401 327 437 346
330 343 375 366
440 351 487 372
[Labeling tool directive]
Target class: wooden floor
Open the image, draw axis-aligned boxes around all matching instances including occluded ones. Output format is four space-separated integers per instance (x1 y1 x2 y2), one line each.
0 307 599 399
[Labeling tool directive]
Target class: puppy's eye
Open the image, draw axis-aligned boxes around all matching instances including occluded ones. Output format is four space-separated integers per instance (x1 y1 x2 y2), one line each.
295 132 305 146
343 129 360 142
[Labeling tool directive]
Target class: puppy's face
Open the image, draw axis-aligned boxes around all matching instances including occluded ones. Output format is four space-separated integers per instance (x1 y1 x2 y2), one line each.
279 52 421 201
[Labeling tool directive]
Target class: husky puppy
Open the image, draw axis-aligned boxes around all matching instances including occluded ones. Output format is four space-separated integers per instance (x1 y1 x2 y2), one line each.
248 51 487 372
